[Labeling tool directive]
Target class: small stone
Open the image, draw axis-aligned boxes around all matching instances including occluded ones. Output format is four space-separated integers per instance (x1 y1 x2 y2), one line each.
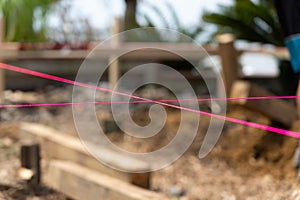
2 137 13 147
17 168 34 180
261 174 273 185
221 191 236 200
104 120 120 133
168 186 185 197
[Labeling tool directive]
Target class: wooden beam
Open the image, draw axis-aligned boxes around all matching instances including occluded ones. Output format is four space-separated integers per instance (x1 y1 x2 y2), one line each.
240 47 290 60
16 48 208 61
44 160 166 200
217 34 239 96
0 42 290 61
20 122 151 188
230 81 298 128
92 42 213 60
0 42 213 61
17 50 88 59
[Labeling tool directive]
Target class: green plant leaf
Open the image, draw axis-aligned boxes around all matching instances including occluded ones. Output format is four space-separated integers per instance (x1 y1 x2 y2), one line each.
202 0 284 46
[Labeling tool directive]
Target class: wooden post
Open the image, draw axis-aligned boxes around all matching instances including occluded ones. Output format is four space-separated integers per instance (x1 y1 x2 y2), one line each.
217 34 239 96
20 143 41 186
109 17 122 89
131 172 150 189
0 17 5 103
0 17 4 42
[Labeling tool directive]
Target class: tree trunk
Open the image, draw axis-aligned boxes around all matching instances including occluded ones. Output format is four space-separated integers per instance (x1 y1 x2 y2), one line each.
124 0 138 30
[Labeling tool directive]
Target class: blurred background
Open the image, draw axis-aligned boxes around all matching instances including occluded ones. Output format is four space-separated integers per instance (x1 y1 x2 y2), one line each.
1 0 233 43
0 0 295 94
0 0 282 44
1 1 300 200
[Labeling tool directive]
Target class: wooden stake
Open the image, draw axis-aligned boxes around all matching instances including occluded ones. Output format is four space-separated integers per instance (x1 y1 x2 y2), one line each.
109 17 122 89
0 17 5 103
131 172 150 189
20 143 41 186
217 34 239 96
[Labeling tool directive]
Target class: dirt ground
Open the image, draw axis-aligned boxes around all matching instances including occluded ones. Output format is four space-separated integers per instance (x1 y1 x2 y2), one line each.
1 87 300 200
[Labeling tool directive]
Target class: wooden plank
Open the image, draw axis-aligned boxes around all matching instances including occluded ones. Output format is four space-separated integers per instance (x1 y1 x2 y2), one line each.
18 50 89 59
241 47 290 60
0 42 290 61
0 42 213 61
217 34 239 96
93 43 211 61
44 160 166 200
20 122 151 188
230 81 298 128
15 47 207 61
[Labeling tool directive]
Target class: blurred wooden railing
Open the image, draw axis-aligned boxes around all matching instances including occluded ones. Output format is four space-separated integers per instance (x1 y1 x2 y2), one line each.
0 16 291 99
0 40 290 97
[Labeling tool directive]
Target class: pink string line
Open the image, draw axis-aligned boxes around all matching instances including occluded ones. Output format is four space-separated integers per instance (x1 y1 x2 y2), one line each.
0 62 299 139
0 101 135 108
1 95 300 109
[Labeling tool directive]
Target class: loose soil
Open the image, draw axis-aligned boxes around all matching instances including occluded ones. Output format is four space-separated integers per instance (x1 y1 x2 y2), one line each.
1 87 300 200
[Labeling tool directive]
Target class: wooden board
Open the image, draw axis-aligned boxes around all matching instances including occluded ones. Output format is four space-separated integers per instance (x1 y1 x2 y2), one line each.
44 160 166 200
230 81 298 128
0 42 215 61
20 122 150 188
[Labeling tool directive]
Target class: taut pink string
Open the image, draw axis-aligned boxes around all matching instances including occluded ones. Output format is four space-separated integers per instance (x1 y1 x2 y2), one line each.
1 95 300 109
0 62 299 139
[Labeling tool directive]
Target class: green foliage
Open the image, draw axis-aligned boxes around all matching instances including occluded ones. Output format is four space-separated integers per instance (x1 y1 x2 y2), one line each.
0 0 55 42
202 0 284 46
131 1 203 42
